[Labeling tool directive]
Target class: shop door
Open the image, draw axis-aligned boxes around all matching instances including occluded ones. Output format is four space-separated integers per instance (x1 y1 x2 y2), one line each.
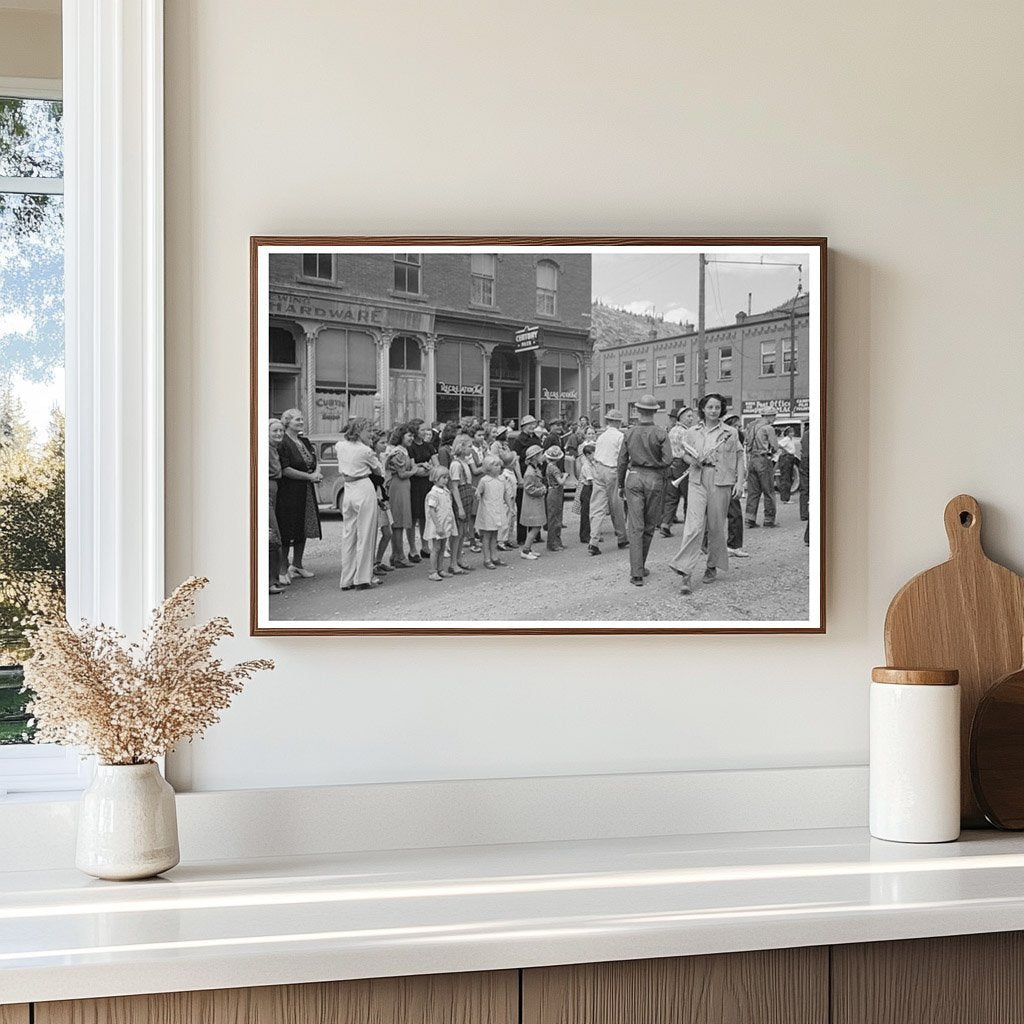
490 386 521 424
390 371 426 425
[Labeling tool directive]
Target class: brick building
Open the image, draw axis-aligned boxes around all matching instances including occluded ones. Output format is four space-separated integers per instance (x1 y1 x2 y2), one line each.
593 293 811 429
267 251 593 432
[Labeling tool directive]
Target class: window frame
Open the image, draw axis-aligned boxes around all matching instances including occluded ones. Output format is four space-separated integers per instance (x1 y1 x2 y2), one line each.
622 360 634 389
1 0 166 796
761 340 777 376
673 353 685 384
636 358 648 389
783 336 798 374
655 356 667 386
393 252 422 295
719 346 733 381
469 253 495 307
535 259 558 316
300 252 333 281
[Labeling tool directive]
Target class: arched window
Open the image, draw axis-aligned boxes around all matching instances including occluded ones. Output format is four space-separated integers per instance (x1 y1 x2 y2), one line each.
536 260 558 316
388 335 422 371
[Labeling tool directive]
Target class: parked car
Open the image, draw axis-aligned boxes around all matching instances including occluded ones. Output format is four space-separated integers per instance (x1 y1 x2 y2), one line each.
307 435 344 513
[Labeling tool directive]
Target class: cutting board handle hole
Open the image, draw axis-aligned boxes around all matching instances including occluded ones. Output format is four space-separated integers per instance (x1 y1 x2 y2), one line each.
960 511 974 527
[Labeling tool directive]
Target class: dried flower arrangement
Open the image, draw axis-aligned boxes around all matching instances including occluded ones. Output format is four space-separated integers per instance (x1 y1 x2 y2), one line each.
22 577 273 765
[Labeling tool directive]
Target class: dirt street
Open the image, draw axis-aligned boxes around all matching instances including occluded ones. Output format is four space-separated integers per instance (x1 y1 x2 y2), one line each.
270 501 810 624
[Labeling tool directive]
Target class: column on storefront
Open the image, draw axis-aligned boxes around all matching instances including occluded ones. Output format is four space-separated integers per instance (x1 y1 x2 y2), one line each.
478 342 498 421
295 319 321 423
375 327 395 429
423 334 438 424
533 348 545 421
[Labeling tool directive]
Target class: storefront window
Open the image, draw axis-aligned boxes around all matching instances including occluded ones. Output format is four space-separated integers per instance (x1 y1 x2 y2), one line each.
313 328 377 433
436 340 484 422
540 350 580 424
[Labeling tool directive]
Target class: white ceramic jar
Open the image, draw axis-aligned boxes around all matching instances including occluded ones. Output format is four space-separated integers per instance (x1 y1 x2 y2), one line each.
76 762 180 880
870 667 961 843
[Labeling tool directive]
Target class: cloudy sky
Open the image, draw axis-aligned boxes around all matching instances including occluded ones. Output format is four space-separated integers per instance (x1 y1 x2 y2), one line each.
592 252 805 328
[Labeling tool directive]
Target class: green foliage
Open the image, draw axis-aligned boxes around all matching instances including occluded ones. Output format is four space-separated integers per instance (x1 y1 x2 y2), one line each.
0 394 65 668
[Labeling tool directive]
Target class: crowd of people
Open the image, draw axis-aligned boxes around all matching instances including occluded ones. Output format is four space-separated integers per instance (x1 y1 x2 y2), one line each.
265 400 809 600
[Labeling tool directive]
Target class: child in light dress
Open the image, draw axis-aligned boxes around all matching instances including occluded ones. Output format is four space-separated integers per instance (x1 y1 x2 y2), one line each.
424 465 459 581
497 449 519 551
474 455 508 570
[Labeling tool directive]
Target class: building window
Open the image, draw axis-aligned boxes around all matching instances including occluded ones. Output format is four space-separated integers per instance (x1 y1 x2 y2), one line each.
761 341 777 376
470 253 495 306
436 341 484 421
655 356 667 386
388 335 422 371
673 353 685 384
540 350 580 423
783 337 797 374
623 361 634 389
536 260 558 316
394 253 421 294
719 346 733 380
313 328 378 432
302 253 332 280
636 359 648 389
606 371 614 391
269 326 297 365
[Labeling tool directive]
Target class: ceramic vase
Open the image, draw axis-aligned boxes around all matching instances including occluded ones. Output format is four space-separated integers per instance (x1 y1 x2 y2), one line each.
76 762 180 880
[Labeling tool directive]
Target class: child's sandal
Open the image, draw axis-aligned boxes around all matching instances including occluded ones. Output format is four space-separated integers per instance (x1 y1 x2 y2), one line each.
483 561 497 570
427 572 444 582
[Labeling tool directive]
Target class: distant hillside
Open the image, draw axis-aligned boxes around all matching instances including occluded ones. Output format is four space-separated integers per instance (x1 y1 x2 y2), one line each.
590 301 691 352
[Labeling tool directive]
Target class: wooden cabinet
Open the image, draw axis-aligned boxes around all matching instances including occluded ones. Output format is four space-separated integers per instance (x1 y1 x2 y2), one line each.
522 948 828 1024
832 932 1024 1024
34 971 518 1024
14 933 1024 1024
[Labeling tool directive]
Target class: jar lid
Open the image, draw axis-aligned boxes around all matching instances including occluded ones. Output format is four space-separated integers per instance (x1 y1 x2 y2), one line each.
871 667 959 686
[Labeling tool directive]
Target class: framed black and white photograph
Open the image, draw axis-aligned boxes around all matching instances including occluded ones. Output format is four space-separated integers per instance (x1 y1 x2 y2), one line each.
250 237 826 635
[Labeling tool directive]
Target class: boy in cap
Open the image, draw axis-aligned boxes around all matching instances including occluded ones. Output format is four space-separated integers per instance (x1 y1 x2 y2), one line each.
544 446 567 551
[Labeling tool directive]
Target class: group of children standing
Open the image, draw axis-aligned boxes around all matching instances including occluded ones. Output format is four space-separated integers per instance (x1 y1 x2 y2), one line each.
410 434 572 582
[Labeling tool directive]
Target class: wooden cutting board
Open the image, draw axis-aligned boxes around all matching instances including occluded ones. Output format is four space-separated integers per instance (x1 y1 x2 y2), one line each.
884 494 1024 827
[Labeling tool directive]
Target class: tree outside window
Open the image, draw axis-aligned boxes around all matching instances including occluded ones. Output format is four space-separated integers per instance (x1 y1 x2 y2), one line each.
0 94 65 744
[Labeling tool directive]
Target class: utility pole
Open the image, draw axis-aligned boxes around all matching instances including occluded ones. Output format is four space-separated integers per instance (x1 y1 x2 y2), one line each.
697 253 706 400
788 268 802 415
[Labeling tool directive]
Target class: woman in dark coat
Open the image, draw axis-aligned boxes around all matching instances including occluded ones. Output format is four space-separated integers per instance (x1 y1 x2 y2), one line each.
405 419 437 558
276 407 322 580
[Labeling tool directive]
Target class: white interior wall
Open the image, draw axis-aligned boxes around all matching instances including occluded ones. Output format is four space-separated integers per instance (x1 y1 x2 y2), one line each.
0 6 61 81
163 1 1024 792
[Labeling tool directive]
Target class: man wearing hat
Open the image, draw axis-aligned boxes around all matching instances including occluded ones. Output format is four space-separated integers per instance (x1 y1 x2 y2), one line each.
587 409 629 555
745 407 779 528
659 405 696 537
511 414 540 543
723 411 750 558
617 395 673 586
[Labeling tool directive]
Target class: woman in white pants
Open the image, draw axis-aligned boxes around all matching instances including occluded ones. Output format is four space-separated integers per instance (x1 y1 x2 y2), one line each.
669 393 743 595
336 417 384 591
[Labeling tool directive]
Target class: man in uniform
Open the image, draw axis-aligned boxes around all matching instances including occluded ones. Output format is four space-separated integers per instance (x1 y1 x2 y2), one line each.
659 405 696 537
587 409 628 555
617 394 673 586
745 408 779 528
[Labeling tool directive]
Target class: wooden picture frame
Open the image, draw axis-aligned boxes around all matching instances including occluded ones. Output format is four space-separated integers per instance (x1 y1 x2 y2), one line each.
251 236 827 635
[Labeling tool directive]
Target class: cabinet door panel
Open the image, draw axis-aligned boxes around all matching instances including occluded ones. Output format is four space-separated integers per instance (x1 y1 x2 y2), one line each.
832 932 1024 1024
36 970 518 1024
523 949 827 1024
0 1007 30 1024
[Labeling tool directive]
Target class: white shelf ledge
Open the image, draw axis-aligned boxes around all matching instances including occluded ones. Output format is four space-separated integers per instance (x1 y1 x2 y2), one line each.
5 826 1024 1005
